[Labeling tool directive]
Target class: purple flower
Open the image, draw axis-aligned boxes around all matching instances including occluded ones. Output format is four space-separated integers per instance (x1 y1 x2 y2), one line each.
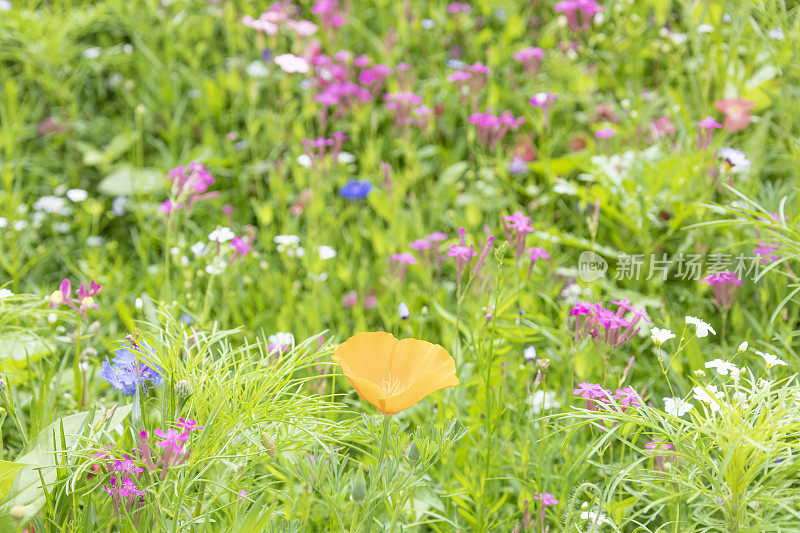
98 342 164 396
339 180 373 199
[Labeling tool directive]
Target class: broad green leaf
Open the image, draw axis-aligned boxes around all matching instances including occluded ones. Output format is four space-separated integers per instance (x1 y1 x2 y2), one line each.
98 166 164 196
0 462 24 501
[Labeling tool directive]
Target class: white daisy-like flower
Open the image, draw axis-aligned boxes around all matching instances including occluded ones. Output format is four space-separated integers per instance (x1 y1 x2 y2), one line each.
580 510 612 525
693 385 725 412
296 154 312 168
650 327 676 345
33 196 71 215
246 61 269 78
317 245 336 260
269 332 294 347
66 189 88 202
526 390 561 415
209 227 235 243
337 151 356 164
274 234 300 247
0 288 14 300
754 350 787 369
190 241 207 257
705 359 741 381
663 397 693 417
685 316 716 338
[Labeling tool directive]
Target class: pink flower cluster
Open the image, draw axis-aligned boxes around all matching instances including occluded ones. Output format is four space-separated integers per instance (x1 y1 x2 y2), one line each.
753 212 787 265
384 92 428 128
502 211 550 278
448 62 489 104
160 162 218 214
302 131 348 170
702 270 742 310
468 110 524 148
49 278 102 320
554 0 604 32
513 46 545 75
94 418 202 522
573 382 642 411
242 3 318 37
568 299 649 349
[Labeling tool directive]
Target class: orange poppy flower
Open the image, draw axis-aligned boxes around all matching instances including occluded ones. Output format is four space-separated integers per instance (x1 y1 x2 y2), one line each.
332 332 459 415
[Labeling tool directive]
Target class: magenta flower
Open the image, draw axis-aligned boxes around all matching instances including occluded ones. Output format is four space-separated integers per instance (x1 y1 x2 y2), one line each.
645 440 674 454
392 252 419 265
468 111 524 148
702 271 742 310
572 381 608 400
176 418 203 433
112 456 144 475
527 247 549 261
409 239 433 251
613 386 642 408
154 428 189 453
513 46 545 74
696 117 722 150
447 245 477 262
231 236 253 256
427 232 448 242
754 242 779 264
568 300 648 348
533 491 559 506
447 2 471 14
554 0 604 31
503 211 534 258
595 127 616 139
162 162 218 214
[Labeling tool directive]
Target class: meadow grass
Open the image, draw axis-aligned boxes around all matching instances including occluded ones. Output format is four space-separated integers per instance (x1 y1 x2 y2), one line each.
1 0 800 531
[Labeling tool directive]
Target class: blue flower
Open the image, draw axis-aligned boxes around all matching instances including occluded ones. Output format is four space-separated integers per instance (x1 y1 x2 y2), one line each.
339 180 373 200
98 343 164 396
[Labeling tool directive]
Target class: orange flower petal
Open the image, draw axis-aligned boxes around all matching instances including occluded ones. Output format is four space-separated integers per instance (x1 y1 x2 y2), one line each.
381 371 460 415
332 331 397 384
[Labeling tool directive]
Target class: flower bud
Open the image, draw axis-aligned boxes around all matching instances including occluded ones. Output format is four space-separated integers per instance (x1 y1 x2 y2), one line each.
407 440 420 463
175 380 192 398
398 302 410 320
10 505 26 521
350 467 366 503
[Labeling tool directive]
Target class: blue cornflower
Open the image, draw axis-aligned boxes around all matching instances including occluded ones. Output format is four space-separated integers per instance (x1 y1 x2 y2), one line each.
339 180 373 200
98 343 164 396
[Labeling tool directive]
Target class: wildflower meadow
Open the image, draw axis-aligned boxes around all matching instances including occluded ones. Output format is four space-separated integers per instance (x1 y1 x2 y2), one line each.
1 0 800 531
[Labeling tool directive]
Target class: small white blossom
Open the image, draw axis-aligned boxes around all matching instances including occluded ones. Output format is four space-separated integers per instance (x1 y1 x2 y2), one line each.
693 385 725 412
527 390 561 415
269 332 294 347
66 189 88 202
754 350 787 369
664 397 693 417
33 196 71 215
0 288 13 300
209 227 235 243
296 154 312 167
246 61 269 78
650 327 676 345
274 234 300 246
705 359 741 381
685 316 716 338
190 241 207 257
317 245 336 260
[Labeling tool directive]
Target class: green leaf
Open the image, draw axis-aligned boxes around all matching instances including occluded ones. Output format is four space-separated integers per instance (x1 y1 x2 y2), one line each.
98 166 164 196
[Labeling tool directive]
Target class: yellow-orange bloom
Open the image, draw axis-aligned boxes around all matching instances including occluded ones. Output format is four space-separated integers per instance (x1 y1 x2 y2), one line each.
332 332 459 415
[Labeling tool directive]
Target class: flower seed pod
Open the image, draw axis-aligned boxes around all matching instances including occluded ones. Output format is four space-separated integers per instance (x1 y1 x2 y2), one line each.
350 467 366 503
261 433 277 458
175 380 192 398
